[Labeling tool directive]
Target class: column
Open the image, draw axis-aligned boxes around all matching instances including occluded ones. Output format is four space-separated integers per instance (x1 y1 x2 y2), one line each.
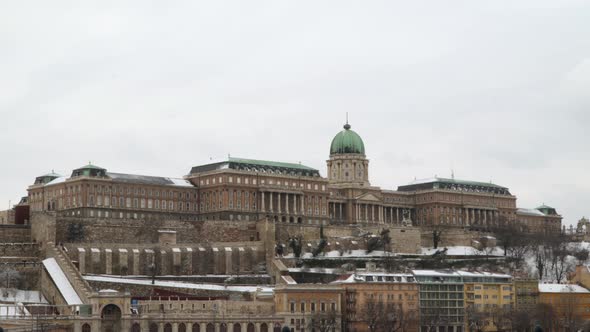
300 194 304 215
356 203 359 222
339 204 343 221
396 208 400 223
261 192 265 212
472 209 476 224
286 193 290 215
269 192 273 212
278 193 282 213
173 323 179 332
293 195 297 215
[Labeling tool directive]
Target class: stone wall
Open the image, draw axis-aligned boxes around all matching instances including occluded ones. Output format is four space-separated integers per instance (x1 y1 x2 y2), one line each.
420 227 493 248
86 280 248 299
52 216 257 244
275 223 421 254
0 262 41 290
0 243 40 258
65 242 265 276
0 224 32 243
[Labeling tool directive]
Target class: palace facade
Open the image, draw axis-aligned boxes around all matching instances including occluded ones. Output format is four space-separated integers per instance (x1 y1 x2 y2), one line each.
26 122 561 234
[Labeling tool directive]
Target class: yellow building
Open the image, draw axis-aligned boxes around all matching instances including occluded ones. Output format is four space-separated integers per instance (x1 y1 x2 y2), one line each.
461 271 514 332
538 283 590 331
513 278 538 311
332 272 419 332
274 284 345 332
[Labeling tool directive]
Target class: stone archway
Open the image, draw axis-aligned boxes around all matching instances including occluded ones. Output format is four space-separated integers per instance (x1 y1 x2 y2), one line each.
164 323 172 332
149 323 158 332
101 304 122 332
247 323 255 332
131 323 141 332
206 323 215 332
179 323 187 332
193 323 201 332
82 323 91 332
260 323 268 332
233 323 241 332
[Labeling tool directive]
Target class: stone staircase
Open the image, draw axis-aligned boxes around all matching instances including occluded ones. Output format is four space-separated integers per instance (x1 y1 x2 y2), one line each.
46 242 92 304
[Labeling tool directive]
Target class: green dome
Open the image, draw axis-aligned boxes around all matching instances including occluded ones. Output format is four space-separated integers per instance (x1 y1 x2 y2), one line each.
330 123 365 155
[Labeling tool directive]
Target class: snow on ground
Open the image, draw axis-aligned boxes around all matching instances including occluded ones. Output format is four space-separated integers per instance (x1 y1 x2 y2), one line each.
42 258 83 305
84 275 273 294
0 288 47 304
421 246 504 256
0 304 30 317
285 250 388 259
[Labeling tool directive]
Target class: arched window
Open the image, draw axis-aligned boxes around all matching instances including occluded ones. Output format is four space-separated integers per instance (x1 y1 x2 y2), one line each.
82 323 91 332
164 323 172 332
260 323 268 332
233 323 241 332
206 323 215 332
220 323 227 332
149 323 158 332
178 323 186 332
192 323 201 332
247 323 255 332
131 323 141 332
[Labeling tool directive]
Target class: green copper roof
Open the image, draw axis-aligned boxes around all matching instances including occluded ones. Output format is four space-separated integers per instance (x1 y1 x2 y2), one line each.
330 123 365 155
228 157 316 171
536 204 554 210
74 163 105 171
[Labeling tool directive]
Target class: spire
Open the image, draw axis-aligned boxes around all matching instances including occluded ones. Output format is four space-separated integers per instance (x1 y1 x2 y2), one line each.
344 112 351 130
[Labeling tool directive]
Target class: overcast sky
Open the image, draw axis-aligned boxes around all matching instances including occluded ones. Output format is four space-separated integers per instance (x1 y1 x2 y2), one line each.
1 1 588 226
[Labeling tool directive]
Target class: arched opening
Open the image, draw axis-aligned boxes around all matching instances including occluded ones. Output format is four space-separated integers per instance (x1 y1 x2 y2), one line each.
82 323 91 332
233 323 241 332
164 323 172 332
289 217 294 223
178 323 186 332
101 304 122 332
220 323 227 332
260 323 268 332
192 323 201 332
273 323 281 332
149 323 158 332
131 323 141 332
297 217 302 224
206 323 215 332
274 215 278 222
247 323 255 332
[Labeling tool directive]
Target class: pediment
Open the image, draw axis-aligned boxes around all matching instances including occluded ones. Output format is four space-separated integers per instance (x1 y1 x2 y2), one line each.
355 192 382 202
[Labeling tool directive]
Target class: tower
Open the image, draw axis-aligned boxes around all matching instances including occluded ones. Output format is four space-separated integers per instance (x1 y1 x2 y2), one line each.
327 122 370 186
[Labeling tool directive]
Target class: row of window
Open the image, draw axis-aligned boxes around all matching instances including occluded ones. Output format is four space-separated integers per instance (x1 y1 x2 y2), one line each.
199 176 327 192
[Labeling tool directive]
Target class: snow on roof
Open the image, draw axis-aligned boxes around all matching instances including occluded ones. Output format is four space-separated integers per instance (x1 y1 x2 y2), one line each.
167 177 193 187
538 284 589 293
44 176 67 186
42 258 83 305
332 273 415 284
84 275 274 294
517 208 546 217
411 269 511 279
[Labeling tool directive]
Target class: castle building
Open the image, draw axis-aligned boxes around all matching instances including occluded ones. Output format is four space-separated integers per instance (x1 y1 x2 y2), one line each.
26 122 561 233
27 163 199 221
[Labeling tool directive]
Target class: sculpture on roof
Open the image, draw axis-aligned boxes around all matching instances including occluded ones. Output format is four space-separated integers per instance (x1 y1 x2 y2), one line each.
287 236 302 258
312 225 328 257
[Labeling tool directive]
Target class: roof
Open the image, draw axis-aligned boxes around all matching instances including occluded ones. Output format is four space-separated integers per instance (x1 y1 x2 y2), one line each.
537 204 554 210
538 284 589 293
74 163 105 171
330 123 365 155
406 177 507 189
107 173 193 187
190 157 320 177
42 258 83 305
517 208 546 217
228 157 316 171
412 269 511 279
398 176 511 195
43 173 193 188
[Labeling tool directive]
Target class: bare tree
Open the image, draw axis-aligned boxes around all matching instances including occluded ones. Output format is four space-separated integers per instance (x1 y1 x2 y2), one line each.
0 267 21 292
465 305 487 332
307 309 339 332
360 300 418 332
421 307 450 332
